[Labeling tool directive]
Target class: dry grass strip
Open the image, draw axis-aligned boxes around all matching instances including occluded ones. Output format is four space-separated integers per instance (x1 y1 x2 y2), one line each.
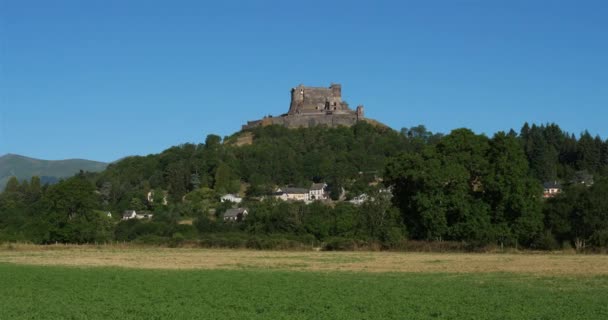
1 244 607 276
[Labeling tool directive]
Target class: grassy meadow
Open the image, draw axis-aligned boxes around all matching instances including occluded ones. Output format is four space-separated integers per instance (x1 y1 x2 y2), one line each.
1 245 607 319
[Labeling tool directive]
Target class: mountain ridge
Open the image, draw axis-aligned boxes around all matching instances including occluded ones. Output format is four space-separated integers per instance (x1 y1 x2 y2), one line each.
0 153 108 191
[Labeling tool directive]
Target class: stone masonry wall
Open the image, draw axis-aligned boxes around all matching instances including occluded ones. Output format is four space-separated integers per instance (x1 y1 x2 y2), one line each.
242 113 362 130
242 83 369 131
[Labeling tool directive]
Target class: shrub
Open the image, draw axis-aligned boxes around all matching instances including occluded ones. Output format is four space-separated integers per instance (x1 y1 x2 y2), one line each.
323 237 357 251
169 232 185 247
133 235 169 245
530 231 559 251
590 229 608 248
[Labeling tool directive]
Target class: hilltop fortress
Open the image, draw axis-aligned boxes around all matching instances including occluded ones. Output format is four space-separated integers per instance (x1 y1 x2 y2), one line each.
242 83 368 130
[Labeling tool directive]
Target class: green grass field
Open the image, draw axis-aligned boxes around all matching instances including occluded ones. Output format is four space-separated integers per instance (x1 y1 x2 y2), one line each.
1 263 607 320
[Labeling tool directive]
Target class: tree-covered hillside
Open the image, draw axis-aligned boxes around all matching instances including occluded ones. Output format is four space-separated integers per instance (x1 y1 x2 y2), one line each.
94 123 431 210
1 122 607 250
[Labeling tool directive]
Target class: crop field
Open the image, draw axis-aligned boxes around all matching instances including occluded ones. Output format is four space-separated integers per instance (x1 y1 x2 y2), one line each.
1 245 607 319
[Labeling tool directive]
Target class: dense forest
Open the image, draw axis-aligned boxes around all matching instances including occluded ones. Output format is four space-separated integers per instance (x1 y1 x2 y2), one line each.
1 122 607 250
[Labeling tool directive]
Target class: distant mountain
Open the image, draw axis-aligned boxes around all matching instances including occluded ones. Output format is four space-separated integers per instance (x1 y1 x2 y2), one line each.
0 154 108 191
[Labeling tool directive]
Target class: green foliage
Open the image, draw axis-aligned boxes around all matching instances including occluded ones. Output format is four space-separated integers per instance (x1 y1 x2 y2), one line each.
545 179 608 248
386 129 543 245
359 190 404 243
2 121 608 249
3 176 20 193
213 162 240 194
129 197 146 211
40 175 112 243
114 215 195 243
194 213 217 234
520 123 608 181
183 187 219 216
485 132 544 245
88 122 430 214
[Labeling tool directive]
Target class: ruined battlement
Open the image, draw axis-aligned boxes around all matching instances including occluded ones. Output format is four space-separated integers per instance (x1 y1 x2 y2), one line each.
243 83 369 130
288 83 349 115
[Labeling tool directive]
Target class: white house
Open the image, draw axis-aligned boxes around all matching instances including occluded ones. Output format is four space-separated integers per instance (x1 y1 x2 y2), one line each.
136 213 154 220
275 187 310 202
543 181 561 198
309 183 327 200
122 210 137 220
221 193 243 204
223 208 248 222
349 193 369 205
122 210 153 220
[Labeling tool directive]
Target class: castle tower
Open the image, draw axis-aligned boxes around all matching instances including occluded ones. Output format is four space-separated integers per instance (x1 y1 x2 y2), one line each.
288 83 349 114
330 83 341 98
356 105 364 119
289 84 305 114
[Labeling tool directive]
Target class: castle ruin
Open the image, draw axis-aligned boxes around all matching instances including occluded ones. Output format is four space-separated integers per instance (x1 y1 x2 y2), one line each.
242 83 366 130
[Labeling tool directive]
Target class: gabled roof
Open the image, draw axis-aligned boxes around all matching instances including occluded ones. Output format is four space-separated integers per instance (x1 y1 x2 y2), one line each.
353 193 368 200
281 187 309 194
543 181 561 189
122 210 136 217
224 208 248 218
310 183 326 191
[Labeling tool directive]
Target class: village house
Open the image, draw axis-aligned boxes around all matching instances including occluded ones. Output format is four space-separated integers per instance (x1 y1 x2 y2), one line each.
122 210 153 220
275 187 310 202
349 193 369 205
223 208 248 222
309 182 328 200
221 193 243 204
349 187 393 205
572 171 594 186
136 212 153 220
122 210 137 220
379 187 394 201
543 181 562 198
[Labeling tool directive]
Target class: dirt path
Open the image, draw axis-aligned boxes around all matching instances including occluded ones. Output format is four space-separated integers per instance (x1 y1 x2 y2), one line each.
1 244 607 275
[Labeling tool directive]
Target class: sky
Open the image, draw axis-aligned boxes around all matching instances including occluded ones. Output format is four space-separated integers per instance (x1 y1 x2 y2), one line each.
1 0 607 162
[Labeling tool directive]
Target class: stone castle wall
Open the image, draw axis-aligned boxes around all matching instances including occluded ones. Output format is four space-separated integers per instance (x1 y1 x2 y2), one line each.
289 84 349 114
242 112 362 130
242 83 368 131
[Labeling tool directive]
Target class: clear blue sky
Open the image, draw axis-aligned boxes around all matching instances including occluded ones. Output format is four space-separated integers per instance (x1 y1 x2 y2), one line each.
1 0 607 162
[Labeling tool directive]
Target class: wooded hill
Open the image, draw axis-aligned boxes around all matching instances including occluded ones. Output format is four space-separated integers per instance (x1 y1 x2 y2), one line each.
1 122 607 250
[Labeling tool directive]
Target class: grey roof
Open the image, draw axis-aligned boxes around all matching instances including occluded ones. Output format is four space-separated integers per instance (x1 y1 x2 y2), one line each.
224 208 247 218
572 171 594 185
543 181 561 189
281 187 309 194
310 183 326 191
122 210 136 217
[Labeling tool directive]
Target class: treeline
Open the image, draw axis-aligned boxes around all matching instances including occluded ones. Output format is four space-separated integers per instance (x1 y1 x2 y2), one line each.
521 123 608 182
385 128 607 249
0 122 607 250
0 174 113 243
0 175 402 249
544 182 608 249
